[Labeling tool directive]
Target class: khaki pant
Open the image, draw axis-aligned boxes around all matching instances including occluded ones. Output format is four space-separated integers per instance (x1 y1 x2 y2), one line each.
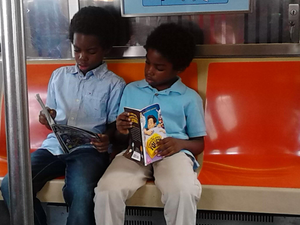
94 151 201 225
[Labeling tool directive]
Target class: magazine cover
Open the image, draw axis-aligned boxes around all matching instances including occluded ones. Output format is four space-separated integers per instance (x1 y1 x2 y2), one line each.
124 103 166 166
35 94 100 153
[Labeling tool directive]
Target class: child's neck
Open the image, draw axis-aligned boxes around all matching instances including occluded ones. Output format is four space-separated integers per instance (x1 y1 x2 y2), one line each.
79 61 103 76
153 77 178 91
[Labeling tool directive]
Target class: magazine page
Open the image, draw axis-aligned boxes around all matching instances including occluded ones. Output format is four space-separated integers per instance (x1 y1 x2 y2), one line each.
35 94 55 126
141 104 166 166
123 107 144 165
53 125 100 153
36 93 100 154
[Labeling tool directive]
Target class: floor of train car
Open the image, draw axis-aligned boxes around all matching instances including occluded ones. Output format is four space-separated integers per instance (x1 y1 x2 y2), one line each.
1 201 300 225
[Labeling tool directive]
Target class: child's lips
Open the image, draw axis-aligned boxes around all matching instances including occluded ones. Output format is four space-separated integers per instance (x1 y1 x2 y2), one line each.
79 64 89 71
145 76 153 82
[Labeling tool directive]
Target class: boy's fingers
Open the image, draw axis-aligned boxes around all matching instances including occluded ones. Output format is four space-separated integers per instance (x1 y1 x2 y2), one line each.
48 109 56 118
98 134 109 142
118 112 130 121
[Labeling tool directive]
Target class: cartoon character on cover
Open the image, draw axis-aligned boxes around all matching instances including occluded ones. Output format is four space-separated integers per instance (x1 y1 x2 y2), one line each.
0 7 125 225
94 23 206 225
143 115 166 136
143 114 166 159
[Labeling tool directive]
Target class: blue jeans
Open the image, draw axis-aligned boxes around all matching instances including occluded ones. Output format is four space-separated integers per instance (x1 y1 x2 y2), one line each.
1 148 109 225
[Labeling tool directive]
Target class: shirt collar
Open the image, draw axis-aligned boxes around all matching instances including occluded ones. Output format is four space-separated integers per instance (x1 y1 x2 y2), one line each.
137 77 186 95
71 62 108 80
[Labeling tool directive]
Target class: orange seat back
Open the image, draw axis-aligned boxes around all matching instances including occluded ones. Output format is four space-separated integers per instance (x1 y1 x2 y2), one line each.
199 61 300 188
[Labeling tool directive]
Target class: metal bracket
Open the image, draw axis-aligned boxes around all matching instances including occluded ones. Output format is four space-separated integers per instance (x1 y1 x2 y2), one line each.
288 4 299 43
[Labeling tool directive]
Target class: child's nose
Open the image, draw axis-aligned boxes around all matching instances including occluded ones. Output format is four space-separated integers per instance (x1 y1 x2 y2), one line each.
79 52 88 60
147 66 155 76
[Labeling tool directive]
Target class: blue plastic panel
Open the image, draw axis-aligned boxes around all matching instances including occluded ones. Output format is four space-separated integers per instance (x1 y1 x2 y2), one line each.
143 0 229 6
122 0 250 16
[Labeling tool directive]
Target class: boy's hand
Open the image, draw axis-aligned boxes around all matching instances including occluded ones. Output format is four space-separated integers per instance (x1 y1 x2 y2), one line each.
156 137 183 157
116 112 132 135
91 134 109 153
39 107 56 130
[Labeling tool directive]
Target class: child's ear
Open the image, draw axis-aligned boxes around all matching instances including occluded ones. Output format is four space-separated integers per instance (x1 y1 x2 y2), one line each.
174 65 187 75
176 69 185 75
103 48 112 55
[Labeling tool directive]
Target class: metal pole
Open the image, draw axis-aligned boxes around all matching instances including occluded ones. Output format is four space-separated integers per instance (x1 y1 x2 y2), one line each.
0 0 34 224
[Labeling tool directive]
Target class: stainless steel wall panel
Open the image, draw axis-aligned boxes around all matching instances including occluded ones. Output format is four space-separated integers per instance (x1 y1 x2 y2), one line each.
245 0 257 43
257 0 268 43
270 0 280 43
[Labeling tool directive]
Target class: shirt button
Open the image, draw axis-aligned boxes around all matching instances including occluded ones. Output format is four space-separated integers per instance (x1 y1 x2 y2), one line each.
71 117 74 120
76 99 79 102
155 93 158 96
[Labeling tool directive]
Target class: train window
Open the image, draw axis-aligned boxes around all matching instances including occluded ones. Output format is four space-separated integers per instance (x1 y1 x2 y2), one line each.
79 0 297 46
24 0 71 59
15 0 298 59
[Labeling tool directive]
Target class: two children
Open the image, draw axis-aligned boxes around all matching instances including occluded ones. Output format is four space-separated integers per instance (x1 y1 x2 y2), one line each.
1 6 206 224
1 6 125 225
94 23 206 225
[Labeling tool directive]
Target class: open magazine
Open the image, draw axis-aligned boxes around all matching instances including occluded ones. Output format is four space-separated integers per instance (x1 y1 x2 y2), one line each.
35 94 100 153
123 103 166 166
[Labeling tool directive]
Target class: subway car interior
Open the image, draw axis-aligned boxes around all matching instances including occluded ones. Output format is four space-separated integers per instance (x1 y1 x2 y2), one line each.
1 0 300 224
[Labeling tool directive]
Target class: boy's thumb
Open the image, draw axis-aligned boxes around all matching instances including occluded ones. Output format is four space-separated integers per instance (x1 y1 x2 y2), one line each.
98 134 108 141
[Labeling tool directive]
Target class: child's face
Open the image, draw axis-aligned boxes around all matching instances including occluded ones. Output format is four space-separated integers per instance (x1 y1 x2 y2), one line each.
144 48 180 91
73 33 106 75
147 118 156 129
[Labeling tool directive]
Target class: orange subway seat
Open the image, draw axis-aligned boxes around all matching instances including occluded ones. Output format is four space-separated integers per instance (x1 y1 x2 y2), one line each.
199 61 300 188
0 61 199 183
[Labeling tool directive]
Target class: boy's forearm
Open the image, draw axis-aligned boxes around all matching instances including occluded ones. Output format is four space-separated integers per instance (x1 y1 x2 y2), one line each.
179 137 204 156
104 122 116 143
114 130 130 145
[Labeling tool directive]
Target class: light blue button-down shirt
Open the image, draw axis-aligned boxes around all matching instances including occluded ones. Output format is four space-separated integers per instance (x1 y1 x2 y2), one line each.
118 78 206 170
41 62 126 155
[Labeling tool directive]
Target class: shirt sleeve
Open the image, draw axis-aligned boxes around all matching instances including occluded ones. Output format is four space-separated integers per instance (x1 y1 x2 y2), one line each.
106 79 126 124
185 91 206 138
117 84 129 115
45 70 57 109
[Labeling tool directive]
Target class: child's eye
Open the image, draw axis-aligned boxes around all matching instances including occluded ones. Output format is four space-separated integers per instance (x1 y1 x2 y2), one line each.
156 67 164 72
88 50 97 54
74 49 80 53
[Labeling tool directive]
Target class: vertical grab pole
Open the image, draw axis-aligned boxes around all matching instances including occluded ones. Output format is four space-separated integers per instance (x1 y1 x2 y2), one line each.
0 0 34 224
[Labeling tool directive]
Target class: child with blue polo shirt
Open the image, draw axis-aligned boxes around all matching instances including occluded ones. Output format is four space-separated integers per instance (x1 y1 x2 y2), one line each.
1 7 125 225
94 23 206 225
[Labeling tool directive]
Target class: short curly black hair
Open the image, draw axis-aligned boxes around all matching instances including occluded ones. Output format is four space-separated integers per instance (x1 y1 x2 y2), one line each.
144 23 196 71
147 115 157 124
69 6 116 50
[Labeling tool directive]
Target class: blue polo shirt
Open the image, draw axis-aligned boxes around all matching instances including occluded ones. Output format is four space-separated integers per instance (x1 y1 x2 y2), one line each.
118 78 206 169
41 62 126 155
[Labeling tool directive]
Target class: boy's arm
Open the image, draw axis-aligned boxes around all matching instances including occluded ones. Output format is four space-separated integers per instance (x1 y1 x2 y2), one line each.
109 113 131 160
39 108 56 130
113 112 131 145
104 121 116 143
106 80 126 125
94 121 117 155
39 70 57 130
156 136 204 157
92 122 121 153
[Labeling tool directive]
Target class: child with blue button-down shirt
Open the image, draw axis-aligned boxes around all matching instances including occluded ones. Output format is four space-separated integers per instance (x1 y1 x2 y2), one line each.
1 6 125 225
94 23 206 225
